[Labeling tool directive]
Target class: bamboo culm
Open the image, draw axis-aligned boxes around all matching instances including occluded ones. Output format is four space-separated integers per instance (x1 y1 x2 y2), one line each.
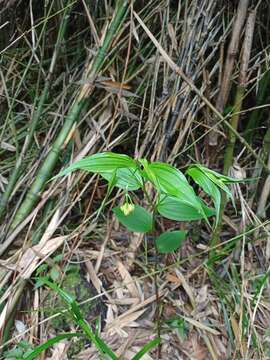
210 11 256 252
0 2 73 220
9 0 130 232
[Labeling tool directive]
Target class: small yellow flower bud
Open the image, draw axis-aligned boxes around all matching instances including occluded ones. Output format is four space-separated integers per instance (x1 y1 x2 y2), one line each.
120 202 135 216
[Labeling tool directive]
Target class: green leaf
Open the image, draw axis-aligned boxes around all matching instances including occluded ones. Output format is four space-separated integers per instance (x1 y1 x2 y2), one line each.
34 276 50 289
157 195 215 221
36 263 48 275
113 205 153 232
40 278 75 304
4 347 24 359
187 164 236 214
132 338 161 360
23 333 81 360
95 170 117 219
188 165 233 199
139 160 205 217
50 267 60 281
155 231 186 253
139 160 189 194
100 167 143 190
186 167 221 223
193 164 241 183
40 279 119 359
94 336 120 360
55 152 137 178
148 162 188 183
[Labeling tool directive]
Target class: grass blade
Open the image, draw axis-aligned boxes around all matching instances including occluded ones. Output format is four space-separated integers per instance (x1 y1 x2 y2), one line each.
41 278 119 360
23 333 81 360
132 338 161 360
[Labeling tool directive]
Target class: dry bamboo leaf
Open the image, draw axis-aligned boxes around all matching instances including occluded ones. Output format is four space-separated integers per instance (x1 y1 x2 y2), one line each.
0 299 9 330
106 309 146 334
182 316 220 335
39 209 61 246
0 141 16 152
110 298 140 306
195 285 209 311
175 269 196 309
126 233 144 270
125 348 153 360
29 288 39 344
181 332 208 360
211 335 227 358
18 236 67 279
106 304 115 325
230 315 247 357
117 260 140 299
45 341 68 360
85 260 101 293
115 338 134 359
168 23 178 51
202 333 218 360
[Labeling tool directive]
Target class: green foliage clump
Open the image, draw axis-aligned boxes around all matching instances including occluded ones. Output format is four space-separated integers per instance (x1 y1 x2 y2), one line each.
56 152 239 253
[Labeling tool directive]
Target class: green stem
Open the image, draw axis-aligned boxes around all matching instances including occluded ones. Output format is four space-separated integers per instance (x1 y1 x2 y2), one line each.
245 68 270 143
9 0 130 234
210 11 256 253
211 87 246 250
0 1 73 220
211 91 246 254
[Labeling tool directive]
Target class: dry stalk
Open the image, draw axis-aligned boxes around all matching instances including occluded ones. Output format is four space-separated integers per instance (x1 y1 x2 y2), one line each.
211 9 256 250
208 0 250 148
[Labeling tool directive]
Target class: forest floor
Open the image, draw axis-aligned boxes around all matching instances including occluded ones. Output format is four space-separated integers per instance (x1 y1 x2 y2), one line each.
0 1 270 359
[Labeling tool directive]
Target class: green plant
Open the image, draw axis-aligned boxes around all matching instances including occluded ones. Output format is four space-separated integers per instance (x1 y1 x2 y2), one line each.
3 340 33 359
23 279 160 360
22 152 238 359
55 152 239 253
6 0 131 241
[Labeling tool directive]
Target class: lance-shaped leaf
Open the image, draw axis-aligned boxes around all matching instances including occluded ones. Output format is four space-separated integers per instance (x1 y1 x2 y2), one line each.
193 164 242 183
56 152 137 178
39 278 119 359
139 160 206 218
187 164 234 204
157 195 215 221
23 333 81 360
186 167 221 224
132 338 161 360
101 167 143 191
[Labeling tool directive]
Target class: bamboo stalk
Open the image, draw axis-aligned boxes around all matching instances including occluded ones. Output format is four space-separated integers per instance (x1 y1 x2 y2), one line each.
134 10 269 176
210 10 256 252
245 68 270 143
257 153 270 217
8 1 129 233
0 1 73 221
253 122 270 217
208 0 249 147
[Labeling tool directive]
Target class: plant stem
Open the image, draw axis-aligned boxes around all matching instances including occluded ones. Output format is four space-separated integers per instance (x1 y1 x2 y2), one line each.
245 68 270 143
8 0 130 234
154 244 162 360
207 0 249 147
210 11 256 253
0 1 73 220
